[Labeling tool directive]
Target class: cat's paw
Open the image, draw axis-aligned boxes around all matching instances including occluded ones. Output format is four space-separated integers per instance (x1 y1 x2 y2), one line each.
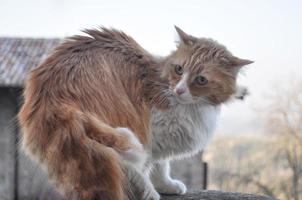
115 127 146 169
155 179 187 195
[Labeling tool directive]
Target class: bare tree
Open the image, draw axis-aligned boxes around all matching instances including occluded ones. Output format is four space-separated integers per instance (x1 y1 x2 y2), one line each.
264 81 302 200
206 81 302 200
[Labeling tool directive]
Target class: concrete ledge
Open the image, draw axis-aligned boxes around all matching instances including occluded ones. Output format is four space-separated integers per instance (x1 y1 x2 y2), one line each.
39 187 277 200
161 190 276 200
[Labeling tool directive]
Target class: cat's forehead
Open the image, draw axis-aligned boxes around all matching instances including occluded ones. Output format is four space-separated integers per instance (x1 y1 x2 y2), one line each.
178 38 230 64
194 39 229 58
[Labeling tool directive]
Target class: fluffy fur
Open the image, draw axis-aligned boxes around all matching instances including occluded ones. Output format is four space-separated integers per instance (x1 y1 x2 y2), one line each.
147 26 253 195
18 28 165 200
18 26 252 200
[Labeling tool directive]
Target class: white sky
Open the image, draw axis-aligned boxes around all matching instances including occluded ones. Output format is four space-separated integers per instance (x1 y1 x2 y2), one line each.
1 0 302 135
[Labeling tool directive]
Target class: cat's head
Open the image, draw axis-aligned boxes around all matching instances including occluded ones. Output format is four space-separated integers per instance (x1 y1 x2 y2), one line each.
162 26 253 105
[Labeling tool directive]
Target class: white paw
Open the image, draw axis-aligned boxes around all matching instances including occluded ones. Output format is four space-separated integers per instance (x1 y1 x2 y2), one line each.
156 179 187 195
115 127 146 170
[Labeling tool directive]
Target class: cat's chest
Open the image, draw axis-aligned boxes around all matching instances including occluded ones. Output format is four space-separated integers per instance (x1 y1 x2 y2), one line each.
150 103 220 159
151 103 220 135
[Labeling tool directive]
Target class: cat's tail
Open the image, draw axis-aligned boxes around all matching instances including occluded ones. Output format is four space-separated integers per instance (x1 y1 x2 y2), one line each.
18 105 144 200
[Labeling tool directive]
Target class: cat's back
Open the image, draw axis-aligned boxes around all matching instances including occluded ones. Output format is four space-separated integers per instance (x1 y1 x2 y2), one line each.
31 27 153 79
28 27 154 107
23 28 156 144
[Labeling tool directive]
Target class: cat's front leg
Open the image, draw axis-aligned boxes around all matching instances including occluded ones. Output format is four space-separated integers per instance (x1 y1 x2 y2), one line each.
150 160 187 194
123 162 160 200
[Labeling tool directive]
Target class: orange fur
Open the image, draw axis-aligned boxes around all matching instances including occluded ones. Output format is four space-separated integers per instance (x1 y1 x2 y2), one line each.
18 28 165 200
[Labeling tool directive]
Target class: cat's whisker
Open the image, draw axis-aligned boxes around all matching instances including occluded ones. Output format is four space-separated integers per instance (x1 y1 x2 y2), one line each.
149 88 174 107
145 79 170 87
150 91 171 107
149 91 165 105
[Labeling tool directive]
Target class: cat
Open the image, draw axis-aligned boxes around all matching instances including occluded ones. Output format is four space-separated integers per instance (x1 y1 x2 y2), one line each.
18 26 252 200
146 27 253 195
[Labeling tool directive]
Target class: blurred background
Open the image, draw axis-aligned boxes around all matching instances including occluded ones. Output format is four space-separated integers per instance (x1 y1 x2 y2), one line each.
0 0 301 200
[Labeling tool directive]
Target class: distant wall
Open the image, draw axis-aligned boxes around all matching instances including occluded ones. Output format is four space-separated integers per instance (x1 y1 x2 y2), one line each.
0 88 17 200
0 88 51 200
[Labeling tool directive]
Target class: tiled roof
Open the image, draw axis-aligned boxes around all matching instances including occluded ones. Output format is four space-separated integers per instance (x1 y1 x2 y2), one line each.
0 37 61 87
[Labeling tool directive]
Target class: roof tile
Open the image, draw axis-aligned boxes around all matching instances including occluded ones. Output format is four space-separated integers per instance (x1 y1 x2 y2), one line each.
0 37 61 87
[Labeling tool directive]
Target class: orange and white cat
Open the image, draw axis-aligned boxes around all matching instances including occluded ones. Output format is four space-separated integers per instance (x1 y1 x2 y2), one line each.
148 27 252 195
18 26 252 200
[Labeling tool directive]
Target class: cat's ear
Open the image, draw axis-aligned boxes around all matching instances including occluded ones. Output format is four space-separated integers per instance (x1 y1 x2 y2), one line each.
231 56 254 67
220 56 253 75
221 56 254 68
174 25 195 45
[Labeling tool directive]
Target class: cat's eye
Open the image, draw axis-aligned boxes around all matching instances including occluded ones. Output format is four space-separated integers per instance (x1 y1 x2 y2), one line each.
195 76 208 85
174 65 183 75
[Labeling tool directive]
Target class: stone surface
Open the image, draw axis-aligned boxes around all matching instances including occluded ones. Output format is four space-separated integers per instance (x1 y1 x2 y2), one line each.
161 190 276 200
38 188 276 200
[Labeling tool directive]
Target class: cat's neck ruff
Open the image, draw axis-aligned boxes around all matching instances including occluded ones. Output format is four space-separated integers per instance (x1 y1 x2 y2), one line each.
150 99 221 161
174 98 220 109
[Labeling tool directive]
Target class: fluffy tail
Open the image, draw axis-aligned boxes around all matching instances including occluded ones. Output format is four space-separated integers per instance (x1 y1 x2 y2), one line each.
18 105 135 200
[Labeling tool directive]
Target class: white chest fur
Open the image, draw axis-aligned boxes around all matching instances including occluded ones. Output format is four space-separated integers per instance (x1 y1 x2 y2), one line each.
150 103 220 161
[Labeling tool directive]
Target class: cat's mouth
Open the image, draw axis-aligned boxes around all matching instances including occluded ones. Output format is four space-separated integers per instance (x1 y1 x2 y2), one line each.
168 86 197 105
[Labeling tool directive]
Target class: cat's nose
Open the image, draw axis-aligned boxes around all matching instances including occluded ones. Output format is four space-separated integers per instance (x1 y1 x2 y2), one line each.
175 87 186 96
